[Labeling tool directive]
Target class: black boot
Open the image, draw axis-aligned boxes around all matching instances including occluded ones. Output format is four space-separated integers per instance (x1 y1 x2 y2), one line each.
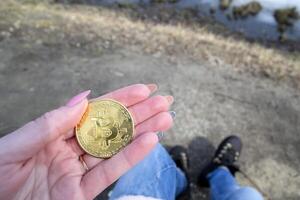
197 135 242 187
169 145 189 174
169 145 190 199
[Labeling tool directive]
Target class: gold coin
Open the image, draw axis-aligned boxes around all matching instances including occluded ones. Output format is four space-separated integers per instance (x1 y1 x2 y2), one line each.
75 99 134 158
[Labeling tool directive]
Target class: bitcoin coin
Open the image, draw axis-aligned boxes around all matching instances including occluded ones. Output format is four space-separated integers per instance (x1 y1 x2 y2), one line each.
75 99 134 158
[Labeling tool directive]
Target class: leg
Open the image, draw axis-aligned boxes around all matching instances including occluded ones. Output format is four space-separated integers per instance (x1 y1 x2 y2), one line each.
109 143 187 200
208 167 264 200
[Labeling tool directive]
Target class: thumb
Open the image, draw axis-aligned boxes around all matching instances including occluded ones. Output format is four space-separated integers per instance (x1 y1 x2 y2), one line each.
0 91 89 163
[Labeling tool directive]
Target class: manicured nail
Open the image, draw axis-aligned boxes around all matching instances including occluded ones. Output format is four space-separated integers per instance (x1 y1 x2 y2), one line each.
147 84 158 93
156 131 164 141
66 90 91 107
165 95 174 104
169 111 176 119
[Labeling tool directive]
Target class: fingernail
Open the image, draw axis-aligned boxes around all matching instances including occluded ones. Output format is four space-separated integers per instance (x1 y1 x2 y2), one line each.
66 90 91 107
147 84 158 93
165 95 174 104
169 111 176 119
156 131 164 141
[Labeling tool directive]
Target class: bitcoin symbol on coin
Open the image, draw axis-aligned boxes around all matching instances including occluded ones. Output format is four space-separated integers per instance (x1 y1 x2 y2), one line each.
76 99 134 158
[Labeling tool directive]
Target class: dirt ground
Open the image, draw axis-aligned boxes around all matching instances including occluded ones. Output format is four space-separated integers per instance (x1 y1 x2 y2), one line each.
1 37 300 199
0 1 300 200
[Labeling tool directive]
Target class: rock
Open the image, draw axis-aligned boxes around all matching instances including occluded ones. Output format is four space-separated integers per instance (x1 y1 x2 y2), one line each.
274 7 299 39
274 7 299 28
233 1 262 19
219 0 232 10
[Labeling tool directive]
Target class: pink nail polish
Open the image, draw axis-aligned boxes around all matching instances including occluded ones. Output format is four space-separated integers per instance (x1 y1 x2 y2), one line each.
165 96 174 104
66 90 91 107
147 84 158 93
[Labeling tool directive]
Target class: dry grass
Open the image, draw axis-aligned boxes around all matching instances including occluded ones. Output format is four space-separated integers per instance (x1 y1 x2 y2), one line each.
1 0 300 84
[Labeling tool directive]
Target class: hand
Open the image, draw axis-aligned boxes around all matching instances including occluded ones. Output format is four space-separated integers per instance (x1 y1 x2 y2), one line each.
0 84 174 200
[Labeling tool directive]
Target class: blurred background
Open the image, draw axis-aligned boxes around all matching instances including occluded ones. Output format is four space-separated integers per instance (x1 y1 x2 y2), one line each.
0 0 299 199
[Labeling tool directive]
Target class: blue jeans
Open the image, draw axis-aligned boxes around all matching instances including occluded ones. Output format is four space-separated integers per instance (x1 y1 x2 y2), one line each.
109 144 187 199
208 167 264 200
109 144 263 200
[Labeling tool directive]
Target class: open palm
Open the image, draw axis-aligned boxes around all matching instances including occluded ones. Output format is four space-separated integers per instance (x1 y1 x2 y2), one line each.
0 84 174 200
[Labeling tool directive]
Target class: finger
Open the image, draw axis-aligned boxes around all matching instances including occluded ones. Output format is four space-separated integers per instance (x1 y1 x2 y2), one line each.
135 112 173 138
94 84 157 107
0 97 88 164
128 95 173 125
81 133 158 199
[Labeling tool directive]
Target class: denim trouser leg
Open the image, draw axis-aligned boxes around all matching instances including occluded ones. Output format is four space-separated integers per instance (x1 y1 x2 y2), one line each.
109 144 187 200
208 167 264 200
